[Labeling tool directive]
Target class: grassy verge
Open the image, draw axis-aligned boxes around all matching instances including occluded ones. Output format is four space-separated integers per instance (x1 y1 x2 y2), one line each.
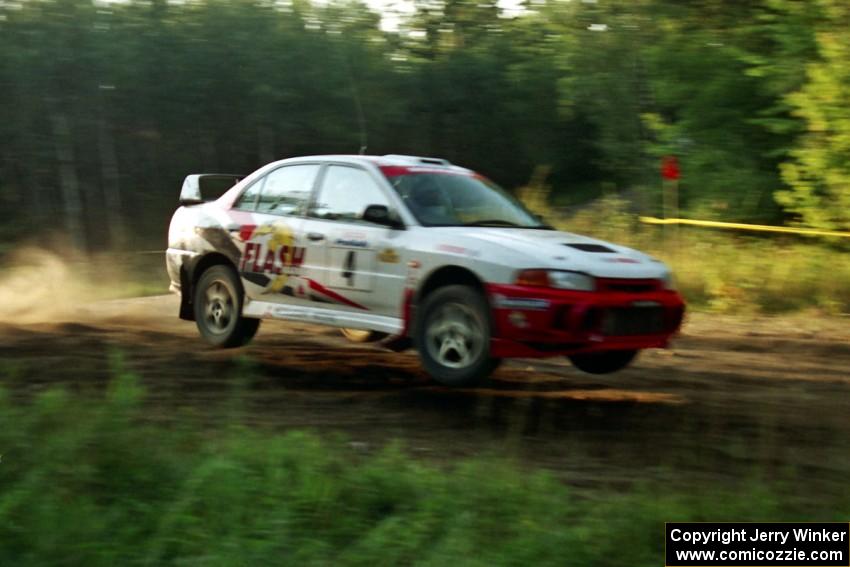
1 366 847 566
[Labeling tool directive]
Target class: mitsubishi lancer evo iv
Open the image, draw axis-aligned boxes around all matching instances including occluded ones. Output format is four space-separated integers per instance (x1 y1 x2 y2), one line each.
166 154 685 386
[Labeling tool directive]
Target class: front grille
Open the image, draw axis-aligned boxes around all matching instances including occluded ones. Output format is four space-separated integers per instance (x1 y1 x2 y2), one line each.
601 306 665 336
597 278 662 294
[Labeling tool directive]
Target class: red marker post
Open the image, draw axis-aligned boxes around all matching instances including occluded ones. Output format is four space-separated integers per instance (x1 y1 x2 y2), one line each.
661 155 681 252
661 155 680 182
661 155 680 219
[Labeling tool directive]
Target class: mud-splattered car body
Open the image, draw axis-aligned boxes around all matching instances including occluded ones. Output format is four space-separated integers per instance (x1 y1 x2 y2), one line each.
167 154 685 384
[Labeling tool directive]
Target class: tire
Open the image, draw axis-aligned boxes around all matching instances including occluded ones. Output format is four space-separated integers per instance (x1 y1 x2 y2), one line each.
414 285 501 386
193 265 260 348
340 328 388 343
568 350 638 374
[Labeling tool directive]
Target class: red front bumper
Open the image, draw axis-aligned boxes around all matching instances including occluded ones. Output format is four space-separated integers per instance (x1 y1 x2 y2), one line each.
486 281 685 358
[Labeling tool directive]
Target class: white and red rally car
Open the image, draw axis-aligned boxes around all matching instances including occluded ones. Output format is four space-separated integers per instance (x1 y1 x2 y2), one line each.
167 154 684 385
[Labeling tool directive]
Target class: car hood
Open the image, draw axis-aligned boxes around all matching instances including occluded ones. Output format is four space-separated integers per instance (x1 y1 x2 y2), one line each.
437 227 669 279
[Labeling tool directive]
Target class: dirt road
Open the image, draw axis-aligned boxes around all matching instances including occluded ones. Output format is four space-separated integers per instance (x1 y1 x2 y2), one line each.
1 295 849 497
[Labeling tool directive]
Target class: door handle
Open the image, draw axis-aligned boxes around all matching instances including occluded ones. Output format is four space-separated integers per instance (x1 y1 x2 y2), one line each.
307 232 325 242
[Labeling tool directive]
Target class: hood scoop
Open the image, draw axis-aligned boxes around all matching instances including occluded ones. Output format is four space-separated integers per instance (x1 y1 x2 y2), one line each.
564 243 616 253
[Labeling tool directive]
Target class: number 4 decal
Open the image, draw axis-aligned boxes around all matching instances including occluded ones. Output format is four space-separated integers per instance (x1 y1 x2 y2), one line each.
328 246 372 291
341 250 356 286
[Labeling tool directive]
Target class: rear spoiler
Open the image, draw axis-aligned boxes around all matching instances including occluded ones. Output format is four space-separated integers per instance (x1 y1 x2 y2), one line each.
179 173 244 206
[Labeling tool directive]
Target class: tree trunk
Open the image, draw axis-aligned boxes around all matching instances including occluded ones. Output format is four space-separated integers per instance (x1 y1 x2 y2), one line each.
98 113 124 248
51 112 86 252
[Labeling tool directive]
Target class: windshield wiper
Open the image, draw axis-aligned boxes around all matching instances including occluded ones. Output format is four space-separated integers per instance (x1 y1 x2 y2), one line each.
463 219 521 227
462 219 554 229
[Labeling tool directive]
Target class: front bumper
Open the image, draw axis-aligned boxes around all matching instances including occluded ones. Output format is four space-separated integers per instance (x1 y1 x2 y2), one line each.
486 282 685 358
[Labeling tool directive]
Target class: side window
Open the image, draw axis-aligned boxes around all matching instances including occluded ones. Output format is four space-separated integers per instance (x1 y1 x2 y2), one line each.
256 164 319 216
309 166 389 223
234 178 264 211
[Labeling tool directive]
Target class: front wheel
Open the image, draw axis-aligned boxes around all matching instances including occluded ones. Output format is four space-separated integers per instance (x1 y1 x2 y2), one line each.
568 350 637 374
193 265 260 348
414 285 501 387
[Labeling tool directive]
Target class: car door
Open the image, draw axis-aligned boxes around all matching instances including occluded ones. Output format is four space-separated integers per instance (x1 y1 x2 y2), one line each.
228 163 320 306
299 164 407 317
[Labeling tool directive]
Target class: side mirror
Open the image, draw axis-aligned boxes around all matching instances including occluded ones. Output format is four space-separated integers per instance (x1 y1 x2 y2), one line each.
179 174 243 206
363 204 404 229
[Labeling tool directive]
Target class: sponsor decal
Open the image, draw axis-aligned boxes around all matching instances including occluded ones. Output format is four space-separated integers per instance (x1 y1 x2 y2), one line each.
437 244 464 254
405 259 420 285
604 257 640 264
632 300 661 307
236 222 368 310
507 311 529 328
238 222 305 292
436 243 479 256
378 247 400 263
335 238 369 248
238 224 257 242
492 294 551 311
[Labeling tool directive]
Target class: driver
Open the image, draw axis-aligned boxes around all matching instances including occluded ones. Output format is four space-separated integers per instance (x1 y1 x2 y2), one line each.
403 177 455 225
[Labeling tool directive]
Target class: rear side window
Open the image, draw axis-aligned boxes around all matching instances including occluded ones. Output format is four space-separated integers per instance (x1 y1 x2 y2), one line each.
234 178 264 211
256 164 320 216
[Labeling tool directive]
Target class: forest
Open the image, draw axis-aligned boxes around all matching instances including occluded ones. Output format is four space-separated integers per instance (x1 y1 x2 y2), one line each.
0 0 848 252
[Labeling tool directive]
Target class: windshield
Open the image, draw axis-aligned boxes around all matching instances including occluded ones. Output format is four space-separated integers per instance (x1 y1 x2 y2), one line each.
384 170 549 228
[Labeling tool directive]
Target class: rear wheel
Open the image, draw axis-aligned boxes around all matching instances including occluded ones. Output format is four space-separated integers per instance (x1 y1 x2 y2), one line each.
194 265 260 348
415 285 500 386
568 350 637 374
340 328 388 343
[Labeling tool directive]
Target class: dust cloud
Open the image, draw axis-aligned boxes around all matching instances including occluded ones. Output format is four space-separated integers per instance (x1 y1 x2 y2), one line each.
0 248 99 324
0 247 169 325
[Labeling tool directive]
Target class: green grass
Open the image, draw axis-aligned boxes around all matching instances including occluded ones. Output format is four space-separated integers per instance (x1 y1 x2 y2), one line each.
1 364 847 566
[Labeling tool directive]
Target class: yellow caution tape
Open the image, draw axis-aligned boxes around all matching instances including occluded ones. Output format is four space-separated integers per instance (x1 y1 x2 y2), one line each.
639 217 850 238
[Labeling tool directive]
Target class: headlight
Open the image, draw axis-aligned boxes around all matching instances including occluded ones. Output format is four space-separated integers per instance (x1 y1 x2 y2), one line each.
516 269 595 291
550 271 595 291
661 270 677 290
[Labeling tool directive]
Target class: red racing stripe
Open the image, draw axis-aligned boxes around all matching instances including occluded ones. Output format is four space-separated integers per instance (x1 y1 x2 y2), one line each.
306 279 368 311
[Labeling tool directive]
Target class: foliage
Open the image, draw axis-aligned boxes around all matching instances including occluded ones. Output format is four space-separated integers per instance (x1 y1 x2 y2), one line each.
1 0 848 250
0 369 846 566
776 0 850 229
